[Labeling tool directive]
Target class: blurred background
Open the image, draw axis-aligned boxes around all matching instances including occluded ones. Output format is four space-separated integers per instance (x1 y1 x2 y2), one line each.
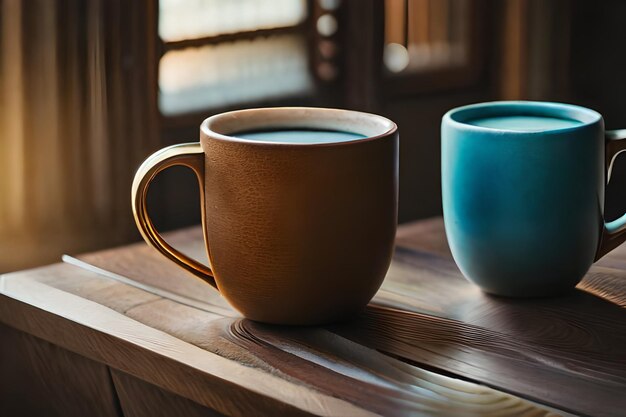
1 0 626 272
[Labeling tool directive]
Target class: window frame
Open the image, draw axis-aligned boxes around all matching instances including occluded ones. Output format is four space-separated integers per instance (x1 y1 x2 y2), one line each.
154 0 342 129
381 0 489 98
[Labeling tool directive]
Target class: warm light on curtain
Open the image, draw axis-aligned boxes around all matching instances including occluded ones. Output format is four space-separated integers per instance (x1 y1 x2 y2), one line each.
0 0 158 272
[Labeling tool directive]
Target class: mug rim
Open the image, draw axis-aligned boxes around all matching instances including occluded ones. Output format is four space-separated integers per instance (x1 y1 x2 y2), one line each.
201 107 397 147
443 100 603 135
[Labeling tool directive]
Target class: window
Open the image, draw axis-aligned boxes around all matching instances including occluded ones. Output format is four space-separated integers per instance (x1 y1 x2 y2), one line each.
157 0 342 118
159 0 307 41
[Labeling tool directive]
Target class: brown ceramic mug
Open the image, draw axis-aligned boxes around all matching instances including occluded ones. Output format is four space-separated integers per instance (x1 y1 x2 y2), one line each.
132 107 398 325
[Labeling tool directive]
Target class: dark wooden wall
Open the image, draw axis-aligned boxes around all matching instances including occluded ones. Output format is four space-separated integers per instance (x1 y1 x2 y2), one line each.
372 0 626 223
137 0 626 256
568 0 626 220
5 0 626 270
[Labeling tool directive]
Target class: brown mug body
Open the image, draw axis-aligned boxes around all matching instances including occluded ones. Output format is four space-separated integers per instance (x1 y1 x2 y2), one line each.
132 107 398 325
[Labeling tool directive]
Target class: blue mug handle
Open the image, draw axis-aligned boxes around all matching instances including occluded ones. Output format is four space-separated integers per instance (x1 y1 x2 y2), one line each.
596 129 626 259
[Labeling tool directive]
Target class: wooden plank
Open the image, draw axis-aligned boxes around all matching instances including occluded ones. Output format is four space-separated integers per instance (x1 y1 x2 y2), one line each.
0 323 122 417
397 216 626 265
394 217 452 257
0 276 364 417
334 304 624 416
362 254 625 417
78 228 226 310
124 300 551 416
112 369 226 417
395 217 626 306
73 220 626 416
26 262 161 313
0 265 552 416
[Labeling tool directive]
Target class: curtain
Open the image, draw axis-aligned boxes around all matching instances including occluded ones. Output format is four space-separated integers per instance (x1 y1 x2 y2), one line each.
0 0 159 271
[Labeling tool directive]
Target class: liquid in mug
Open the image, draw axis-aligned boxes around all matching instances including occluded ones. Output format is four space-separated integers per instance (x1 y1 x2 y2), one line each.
233 129 366 144
467 115 582 131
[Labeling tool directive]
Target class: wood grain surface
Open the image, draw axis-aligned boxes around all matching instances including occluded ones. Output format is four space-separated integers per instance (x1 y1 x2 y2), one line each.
0 265 552 416
2 217 624 416
0 279 358 417
78 219 626 416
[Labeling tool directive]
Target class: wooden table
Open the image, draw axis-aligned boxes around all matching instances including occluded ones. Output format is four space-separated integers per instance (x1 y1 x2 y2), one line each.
1 217 624 416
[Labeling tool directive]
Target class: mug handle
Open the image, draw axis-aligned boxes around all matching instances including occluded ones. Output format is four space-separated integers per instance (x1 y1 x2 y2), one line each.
131 142 217 289
596 129 626 260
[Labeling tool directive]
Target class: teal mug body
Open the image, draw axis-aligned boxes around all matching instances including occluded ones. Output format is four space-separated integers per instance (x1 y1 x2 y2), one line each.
442 101 626 296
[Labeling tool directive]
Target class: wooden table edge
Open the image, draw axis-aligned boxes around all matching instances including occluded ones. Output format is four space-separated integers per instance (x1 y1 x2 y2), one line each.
0 274 377 417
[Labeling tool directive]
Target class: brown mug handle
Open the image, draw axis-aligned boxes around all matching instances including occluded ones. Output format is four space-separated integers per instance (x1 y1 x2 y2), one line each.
596 129 626 260
131 142 217 289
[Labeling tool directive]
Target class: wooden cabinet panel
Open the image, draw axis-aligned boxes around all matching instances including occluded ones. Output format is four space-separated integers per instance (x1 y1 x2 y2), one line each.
112 370 225 417
0 324 122 417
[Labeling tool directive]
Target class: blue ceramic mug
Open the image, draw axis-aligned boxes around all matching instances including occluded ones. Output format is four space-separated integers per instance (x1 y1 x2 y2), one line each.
442 101 626 296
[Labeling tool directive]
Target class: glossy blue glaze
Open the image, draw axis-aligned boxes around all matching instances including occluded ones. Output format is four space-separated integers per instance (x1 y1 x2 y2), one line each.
442 101 605 296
